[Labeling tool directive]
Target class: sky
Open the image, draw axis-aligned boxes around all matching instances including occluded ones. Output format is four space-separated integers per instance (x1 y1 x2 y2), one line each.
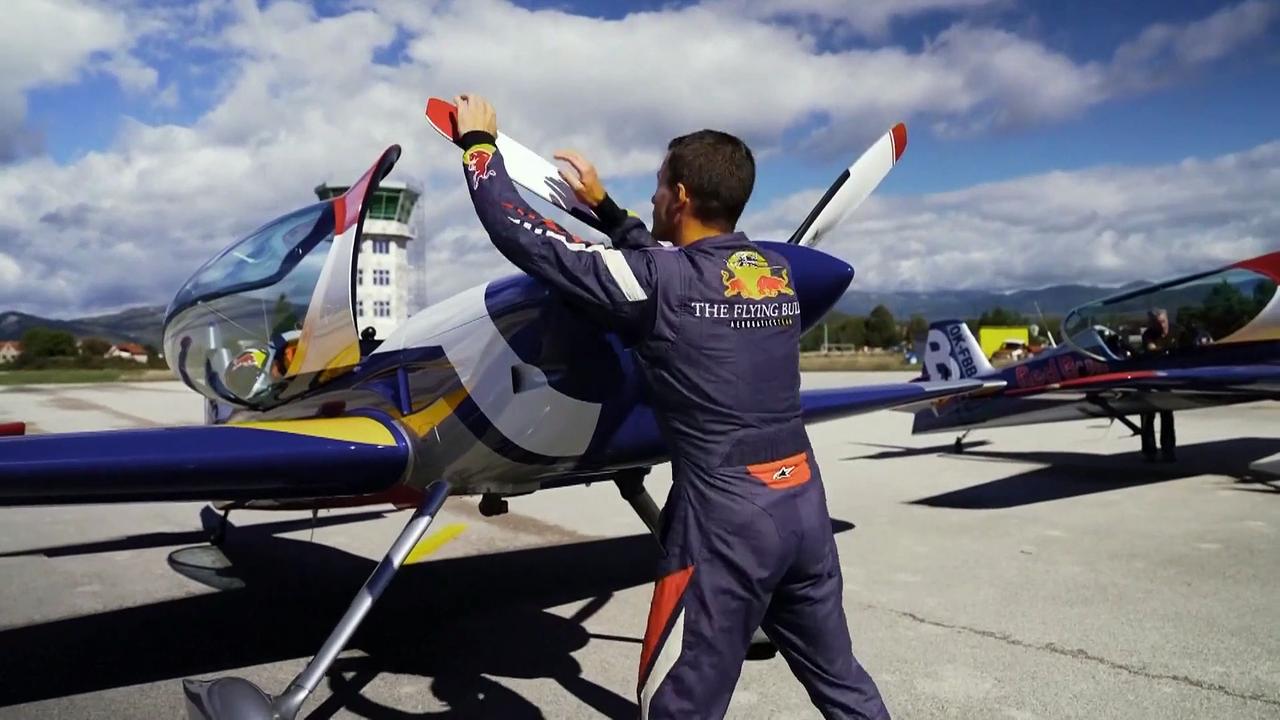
0 0 1278 317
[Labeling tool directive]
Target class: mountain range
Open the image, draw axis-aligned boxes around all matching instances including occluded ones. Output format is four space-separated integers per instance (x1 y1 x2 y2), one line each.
0 306 168 348
1 281 1152 348
835 281 1149 321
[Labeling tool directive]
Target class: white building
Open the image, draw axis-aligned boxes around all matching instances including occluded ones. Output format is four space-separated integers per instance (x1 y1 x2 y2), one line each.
0 341 21 364
314 180 421 341
105 343 149 363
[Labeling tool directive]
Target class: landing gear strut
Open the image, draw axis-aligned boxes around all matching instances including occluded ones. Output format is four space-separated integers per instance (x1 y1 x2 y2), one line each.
182 480 451 720
614 469 661 539
1091 398 1177 462
204 506 232 547
614 470 779 661
952 431 971 454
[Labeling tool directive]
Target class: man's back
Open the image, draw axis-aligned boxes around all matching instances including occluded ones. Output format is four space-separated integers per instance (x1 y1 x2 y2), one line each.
631 233 810 474
455 120 891 719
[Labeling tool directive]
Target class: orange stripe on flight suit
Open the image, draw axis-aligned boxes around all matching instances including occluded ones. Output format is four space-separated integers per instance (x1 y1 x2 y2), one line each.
747 451 812 489
638 564 694 690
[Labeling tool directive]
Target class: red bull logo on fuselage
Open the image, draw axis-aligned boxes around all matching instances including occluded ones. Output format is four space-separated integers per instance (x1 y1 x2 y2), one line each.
1012 351 1111 388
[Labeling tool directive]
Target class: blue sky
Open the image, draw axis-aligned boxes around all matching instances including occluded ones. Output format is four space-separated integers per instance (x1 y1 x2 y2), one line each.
21 0 1280 192
2 0 1278 316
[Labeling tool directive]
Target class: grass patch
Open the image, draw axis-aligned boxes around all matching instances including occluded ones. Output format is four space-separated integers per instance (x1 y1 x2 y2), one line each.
799 353 918 372
0 368 174 385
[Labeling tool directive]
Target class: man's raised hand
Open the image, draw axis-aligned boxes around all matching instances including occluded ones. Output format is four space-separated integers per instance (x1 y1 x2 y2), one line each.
454 93 497 137
553 149 607 207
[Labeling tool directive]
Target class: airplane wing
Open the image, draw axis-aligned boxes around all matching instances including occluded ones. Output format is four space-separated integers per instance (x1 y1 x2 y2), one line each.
0 416 410 506
914 364 1280 434
1006 364 1280 397
801 378 1002 423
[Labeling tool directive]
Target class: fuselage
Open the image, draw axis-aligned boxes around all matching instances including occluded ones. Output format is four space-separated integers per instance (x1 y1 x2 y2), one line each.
213 240 854 498
915 337 1280 434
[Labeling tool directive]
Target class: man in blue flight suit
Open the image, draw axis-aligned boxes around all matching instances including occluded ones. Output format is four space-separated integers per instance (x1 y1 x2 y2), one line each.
453 93 890 720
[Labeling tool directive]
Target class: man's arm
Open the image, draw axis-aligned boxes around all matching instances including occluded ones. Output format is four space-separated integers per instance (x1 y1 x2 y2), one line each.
553 149 663 250
591 195 664 250
458 127 658 334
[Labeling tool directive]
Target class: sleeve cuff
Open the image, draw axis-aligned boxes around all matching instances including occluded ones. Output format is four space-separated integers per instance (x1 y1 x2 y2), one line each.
593 194 629 230
459 130 496 150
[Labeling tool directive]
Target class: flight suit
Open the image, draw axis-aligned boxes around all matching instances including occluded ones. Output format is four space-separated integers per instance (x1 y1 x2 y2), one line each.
461 133 890 720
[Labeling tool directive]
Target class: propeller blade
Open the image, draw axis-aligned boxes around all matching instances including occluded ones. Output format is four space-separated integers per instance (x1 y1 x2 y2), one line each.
787 123 907 247
425 98 606 234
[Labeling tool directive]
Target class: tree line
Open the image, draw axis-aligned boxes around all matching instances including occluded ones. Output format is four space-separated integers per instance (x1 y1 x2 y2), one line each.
800 305 1061 352
3 327 166 370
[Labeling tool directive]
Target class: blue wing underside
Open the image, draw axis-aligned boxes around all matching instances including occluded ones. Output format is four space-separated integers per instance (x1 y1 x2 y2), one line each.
0 380 992 506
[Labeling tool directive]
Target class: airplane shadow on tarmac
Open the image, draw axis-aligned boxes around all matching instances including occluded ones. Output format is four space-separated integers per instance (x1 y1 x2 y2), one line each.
845 437 1280 510
0 511 856 718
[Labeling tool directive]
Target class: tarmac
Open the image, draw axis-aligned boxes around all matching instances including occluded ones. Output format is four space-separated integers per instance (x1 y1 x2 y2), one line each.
0 373 1277 719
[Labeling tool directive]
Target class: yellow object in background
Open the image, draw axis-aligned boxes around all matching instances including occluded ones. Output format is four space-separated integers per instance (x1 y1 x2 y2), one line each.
979 326 1030 359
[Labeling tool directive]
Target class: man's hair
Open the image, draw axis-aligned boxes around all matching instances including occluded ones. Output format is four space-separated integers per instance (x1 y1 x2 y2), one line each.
664 129 755 230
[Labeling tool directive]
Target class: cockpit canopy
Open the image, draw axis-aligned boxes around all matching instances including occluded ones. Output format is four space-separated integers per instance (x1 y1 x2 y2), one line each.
1063 256 1279 361
163 202 338 407
162 145 401 409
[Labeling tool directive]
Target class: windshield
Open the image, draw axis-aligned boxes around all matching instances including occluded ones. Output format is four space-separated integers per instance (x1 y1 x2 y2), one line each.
168 203 334 315
163 202 341 407
1064 266 1277 361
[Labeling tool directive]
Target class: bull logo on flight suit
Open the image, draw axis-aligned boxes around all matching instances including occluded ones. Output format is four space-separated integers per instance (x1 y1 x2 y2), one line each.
721 250 795 301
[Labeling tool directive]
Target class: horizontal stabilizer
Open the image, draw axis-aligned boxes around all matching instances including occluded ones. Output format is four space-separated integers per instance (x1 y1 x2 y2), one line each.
0 416 410 506
801 379 999 424
1248 454 1280 478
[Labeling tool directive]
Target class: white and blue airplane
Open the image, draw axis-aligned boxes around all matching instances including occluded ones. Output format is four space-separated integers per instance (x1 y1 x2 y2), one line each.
0 112 996 719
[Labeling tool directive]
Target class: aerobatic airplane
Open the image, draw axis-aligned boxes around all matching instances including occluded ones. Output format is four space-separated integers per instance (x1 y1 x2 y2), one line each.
0 105 996 719
912 254 1280 456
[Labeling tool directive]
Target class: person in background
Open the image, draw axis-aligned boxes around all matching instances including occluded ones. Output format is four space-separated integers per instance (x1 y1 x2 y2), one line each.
1140 308 1175 462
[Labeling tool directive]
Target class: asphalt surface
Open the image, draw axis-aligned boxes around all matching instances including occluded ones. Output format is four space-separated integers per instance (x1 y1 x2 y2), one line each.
0 374 1277 719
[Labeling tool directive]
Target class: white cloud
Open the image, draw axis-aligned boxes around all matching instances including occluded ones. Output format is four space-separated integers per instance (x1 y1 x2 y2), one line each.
0 0 1275 317
0 0 176 161
747 141 1280 292
1110 0 1279 91
0 252 20 286
714 0 1008 37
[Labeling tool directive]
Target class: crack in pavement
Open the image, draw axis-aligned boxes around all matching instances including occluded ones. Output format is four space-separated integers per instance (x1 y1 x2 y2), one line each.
865 604 1280 709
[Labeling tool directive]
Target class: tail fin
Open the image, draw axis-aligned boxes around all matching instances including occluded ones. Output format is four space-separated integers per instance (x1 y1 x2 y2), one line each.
920 319 993 381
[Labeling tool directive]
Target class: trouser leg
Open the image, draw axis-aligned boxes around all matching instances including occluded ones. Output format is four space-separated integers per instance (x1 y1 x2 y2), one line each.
638 483 779 719
1160 410 1176 461
763 484 890 719
1140 412 1157 459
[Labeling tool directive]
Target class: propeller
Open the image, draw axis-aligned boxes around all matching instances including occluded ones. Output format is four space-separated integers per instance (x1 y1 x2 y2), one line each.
787 123 907 248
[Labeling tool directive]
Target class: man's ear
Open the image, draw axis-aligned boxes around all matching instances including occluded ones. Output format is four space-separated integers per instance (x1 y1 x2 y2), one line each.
674 182 691 213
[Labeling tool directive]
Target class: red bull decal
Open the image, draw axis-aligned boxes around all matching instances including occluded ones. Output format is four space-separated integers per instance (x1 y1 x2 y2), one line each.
232 349 266 370
464 145 497 190
1014 354 1110 389
721 250 795 301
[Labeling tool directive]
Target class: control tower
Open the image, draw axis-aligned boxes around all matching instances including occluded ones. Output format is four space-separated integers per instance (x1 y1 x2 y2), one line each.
314 179 421 341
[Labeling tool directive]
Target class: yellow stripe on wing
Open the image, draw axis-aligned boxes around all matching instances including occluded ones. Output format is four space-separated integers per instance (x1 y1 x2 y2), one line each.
232 416 397 445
